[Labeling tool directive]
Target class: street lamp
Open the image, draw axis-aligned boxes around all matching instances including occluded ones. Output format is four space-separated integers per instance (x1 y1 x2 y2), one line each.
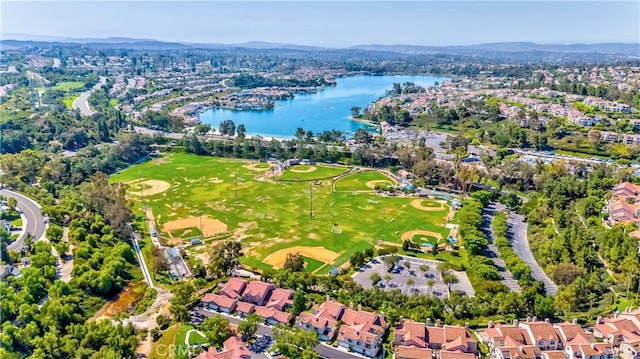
309 181 313 220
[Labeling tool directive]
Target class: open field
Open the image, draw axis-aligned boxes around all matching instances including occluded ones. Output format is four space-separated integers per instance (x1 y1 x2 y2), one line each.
279 164 348 181
63 95 79 109
334 170 397 192
51 81 85 91
110 153 450 273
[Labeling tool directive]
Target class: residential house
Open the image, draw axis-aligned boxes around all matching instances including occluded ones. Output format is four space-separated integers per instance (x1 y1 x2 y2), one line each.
218 278 247 300
0 264 21 279
265 288 294 311
242 281 275 306
201 293 237 313
235 302 255 318
337 303 388 358
607 183 640 224
253 305 293 326
196 336 251 359
519 319 562 350
393 318 478 357
593 313 640 345
564 342 615 359
396 345 433 359
297 297 346 341
620 339 640 359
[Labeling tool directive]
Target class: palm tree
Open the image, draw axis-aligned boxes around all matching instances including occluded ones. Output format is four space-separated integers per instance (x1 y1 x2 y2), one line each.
383 274 393 286
404 261 411 271
588 293 598 319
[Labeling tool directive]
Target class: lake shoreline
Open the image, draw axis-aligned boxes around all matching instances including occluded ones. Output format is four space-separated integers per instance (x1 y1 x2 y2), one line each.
198 74 448 138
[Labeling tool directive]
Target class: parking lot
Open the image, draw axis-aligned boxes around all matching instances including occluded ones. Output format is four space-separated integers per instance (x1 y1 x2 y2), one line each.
352 255 475 299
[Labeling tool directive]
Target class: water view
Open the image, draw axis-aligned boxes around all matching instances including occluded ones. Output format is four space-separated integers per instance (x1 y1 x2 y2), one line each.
199 75 447 138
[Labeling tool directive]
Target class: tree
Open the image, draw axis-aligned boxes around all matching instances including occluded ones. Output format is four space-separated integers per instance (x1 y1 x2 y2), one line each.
354 128 372 144
201 315 232 348
208 241 242 278
219 120 236 136
7 197 17 211
419 264 429 273
351 106 361 118
427 279 436 291
370 272 381 285
272 324 319 359
403 261 411 270
588 292 598 319
169 304 189 323
443 273 459 290
406 278 415 289
292 290 307 316
194 123 212 136
236 124 246 139
283 252 305 272
238 313 260 342
383 255 399 272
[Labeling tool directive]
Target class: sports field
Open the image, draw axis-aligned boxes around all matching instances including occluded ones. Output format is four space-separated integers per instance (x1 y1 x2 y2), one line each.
110 153 451 274
51 81 85 91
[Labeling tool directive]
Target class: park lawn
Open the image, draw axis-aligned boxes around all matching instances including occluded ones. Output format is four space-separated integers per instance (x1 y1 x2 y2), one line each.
334 170 397 192
51 81 85 91
11 217 23 228
63 95 79 109
175 323 208 359
279 165 349 181
149 324 180 359
302 256 325 272
110 153 450 270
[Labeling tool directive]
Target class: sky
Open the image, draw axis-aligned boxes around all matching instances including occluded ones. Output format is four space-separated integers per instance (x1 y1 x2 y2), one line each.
1 1 638 47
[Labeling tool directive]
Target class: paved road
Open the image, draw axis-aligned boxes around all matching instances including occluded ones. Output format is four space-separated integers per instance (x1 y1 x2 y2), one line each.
506 209 558 296
481 203 522 293
73 76 106 116
1 189 46 250
196 309 364 359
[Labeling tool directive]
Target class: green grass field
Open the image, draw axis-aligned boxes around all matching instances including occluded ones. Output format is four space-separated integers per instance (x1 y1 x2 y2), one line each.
279 164 348 181
302 256 325 272
62 95 79 109
334 170 397 192
51 81 85 91
110 153 450 272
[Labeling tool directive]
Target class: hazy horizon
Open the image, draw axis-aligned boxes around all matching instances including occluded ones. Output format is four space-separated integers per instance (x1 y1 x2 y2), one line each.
1 1 639 47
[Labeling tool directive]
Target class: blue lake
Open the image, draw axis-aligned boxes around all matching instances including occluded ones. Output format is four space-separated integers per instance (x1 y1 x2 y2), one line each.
199 75 447 138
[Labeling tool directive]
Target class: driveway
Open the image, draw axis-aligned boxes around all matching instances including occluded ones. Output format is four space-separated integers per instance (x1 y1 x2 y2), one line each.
505 209 558 295
481 203 522 293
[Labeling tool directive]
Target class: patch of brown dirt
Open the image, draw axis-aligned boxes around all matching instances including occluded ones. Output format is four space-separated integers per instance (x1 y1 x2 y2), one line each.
263 246 340 268
410 199 448 212
162 217 227 237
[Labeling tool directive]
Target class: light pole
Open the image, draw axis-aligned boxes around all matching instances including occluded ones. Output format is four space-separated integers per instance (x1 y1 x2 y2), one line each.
309 181 313 220
196 210 203 235
139 172 147 234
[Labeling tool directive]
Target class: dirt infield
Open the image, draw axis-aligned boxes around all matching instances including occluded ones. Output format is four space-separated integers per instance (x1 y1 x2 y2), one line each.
126 179 171 196
244 163 271 171
289 166 317 173
410 199 448 212
263 246 340 268
162 217 227 237
401 230 444 242
366 180 394 189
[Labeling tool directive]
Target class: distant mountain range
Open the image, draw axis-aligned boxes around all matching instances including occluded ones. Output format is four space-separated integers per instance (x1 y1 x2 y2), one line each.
1 33 638 56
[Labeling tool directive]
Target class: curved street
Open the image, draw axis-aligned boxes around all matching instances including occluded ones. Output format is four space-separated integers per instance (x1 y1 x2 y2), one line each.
506 209 559 296
1 188 46 250
72 76 107 116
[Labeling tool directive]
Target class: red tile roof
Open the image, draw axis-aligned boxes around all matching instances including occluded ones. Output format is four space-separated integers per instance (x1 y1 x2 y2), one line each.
235 302 255 314
219 278 247 299
202 293 238 309
254 306 293 324
243 281 275 305
196 337 251 359
396 345 433 359
266 288 294 311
